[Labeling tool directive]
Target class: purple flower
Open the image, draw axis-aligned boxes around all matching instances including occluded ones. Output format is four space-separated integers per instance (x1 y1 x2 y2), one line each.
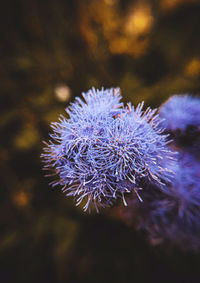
128 152 200 251
159 95 200 155
159 94 200 134
42 87 174 211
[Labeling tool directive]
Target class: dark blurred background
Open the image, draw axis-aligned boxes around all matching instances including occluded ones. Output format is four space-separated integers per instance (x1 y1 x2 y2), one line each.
1 0 200 282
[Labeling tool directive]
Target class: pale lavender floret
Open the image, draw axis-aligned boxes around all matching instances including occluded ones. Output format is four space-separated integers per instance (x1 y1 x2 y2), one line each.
42 87 175 211
66 87 123 119
159 94 200 132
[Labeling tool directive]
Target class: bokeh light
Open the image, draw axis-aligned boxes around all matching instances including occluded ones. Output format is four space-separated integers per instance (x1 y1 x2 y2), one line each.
55 84 71 102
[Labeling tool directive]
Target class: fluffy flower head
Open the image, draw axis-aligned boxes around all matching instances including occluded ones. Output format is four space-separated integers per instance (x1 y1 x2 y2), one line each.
42 87 174 211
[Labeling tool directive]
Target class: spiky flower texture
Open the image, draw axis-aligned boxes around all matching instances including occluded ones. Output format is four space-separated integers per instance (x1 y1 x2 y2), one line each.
42 87 173 211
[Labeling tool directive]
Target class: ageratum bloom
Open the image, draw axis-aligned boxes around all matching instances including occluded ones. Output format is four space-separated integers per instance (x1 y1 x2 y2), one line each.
159 94 200 134
42 87 174 211
159 95 200 154
129 152 200 251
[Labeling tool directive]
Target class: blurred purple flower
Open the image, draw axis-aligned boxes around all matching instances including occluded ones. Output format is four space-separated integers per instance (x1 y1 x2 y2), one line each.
159 94 200 135
128 152 200 251
159 95 200 155
41 87 174 211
